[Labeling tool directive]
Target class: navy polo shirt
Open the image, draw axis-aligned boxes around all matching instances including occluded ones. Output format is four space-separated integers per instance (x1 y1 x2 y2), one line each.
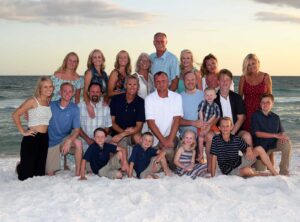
251 110 284 151
83 143 117 174
210 134 248 175
129 144 158 178
110 93 145 136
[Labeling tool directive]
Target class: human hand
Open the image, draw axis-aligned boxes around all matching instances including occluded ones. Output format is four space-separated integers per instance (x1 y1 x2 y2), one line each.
22 129 38 137
87 103 95 119
61 139 72 155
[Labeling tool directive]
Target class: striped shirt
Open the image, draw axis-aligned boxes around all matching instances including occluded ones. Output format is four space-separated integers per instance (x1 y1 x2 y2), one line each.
78 99 112 151
198 101 220 122
210 134 248 175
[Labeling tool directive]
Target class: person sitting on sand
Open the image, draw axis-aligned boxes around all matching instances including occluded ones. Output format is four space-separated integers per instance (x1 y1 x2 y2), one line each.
46 82 82 176
210 117 278 177
251 93 291 175
128 132 172 179
79 128 129 180
174 130 207 179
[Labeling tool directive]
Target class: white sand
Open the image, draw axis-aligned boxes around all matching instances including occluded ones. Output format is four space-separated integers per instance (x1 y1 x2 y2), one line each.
1 150 300 222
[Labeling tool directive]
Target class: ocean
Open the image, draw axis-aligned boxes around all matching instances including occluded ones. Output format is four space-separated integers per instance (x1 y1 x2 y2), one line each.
0 76 299 157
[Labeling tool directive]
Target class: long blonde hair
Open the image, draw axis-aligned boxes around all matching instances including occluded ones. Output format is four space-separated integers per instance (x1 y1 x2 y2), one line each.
242 53 260 76
180 49 194 71
114 50 132 74
56 52 79 73
34 76 53 98
87 49 106 71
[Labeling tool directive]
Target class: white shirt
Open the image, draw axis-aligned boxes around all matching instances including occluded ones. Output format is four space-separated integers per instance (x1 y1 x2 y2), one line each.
145 90 183 146
220 95 233 121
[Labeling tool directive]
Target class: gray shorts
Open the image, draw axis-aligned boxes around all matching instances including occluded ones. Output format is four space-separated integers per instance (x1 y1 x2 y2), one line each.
98 154 121 179
229 156 256 176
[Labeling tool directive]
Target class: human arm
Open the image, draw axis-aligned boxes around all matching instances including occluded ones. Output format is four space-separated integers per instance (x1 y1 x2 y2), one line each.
211 155 217 177
79 128 94 145
61 128 80 155
108 70 123 97
116 147 129 173
264 73 272 94
169 77 179 91
180 118 205 129
255 132 289 143
173 147 185 169
83 70 95 118
238 75 245 97
128 162 134 178
79 159 87 180
195 70 203 90
232 114 245 135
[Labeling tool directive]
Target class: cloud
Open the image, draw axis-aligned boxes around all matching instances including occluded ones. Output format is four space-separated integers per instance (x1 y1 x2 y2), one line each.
0 0 154 26
256 11 300 24
252 0 300 9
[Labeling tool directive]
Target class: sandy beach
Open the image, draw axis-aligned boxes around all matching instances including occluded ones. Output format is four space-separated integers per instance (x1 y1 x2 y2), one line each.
1 149 300 222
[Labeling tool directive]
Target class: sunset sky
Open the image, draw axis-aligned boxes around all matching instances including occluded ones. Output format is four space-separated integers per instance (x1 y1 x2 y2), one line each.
0 0 299 76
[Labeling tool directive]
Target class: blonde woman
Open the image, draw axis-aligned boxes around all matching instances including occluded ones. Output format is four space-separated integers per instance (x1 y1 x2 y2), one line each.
12 76 54 181
108 50 132 97
177 49 202 93
51 52 82 104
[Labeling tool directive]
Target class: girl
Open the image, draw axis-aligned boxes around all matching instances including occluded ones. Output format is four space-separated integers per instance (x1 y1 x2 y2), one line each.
174 130 207 179
107 50 132 97
12 76 54 181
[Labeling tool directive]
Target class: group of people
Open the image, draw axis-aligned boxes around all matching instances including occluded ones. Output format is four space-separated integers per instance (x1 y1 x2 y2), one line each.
12 32 292 181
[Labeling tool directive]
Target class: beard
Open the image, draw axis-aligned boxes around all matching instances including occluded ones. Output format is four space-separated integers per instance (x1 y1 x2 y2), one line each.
91 95 100 103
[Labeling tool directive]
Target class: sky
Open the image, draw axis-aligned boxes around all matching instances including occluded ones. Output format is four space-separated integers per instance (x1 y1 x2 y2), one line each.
0 0 299 76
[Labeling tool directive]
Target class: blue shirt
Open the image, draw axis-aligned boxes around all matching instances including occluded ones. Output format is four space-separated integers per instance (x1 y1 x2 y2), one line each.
251 110 284 151
48 100 80 147
150 50 180 83
129 144 158 178
180 89 204 135
83 143 117 175
110 93 145 136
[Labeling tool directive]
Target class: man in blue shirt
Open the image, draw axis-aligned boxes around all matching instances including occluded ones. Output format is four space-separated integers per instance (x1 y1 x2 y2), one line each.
150 32 180 91
251 93 291 175
46 82 82 176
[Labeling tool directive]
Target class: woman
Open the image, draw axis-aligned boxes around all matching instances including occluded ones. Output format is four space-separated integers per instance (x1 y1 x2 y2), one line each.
51 52 82 104
107 50 131 97
201 53 234 91
133 53 155 99
83 49 108 118
12 76 53 181
238 53 272 132
177 49 202 93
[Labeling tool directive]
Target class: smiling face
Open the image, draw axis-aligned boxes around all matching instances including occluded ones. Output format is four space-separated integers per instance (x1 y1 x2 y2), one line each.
204 88 217 104
139 55 151 71
40 80 54 98
92 51 103 68
141 134 154 150
89 84 102 103
154 73 169 93
219 118 233 136
247 58 259 74
181 51 193 68
205 58 218 74
260 96 274 114
66 54 79 71
118 51 129 67
219 74 232 93
60 84 74 102
94 130 106 147
125 78 139 96
184 72 196 91
153 34 167 53
182 131 196 150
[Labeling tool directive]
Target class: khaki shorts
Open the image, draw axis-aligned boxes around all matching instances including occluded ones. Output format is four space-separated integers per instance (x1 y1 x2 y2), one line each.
139 157 162 179
98 154 121 179
45 139 76 174
230 156 256 176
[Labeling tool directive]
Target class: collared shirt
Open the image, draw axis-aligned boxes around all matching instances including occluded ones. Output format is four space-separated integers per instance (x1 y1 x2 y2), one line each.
110 93 145 136
78 99 112 151
150 50 180 83
145 89 183 146
180 89 204 135
198 101 221 122
210 134 248 175
251 110 284 151
220 95 233 121
48 100 80 147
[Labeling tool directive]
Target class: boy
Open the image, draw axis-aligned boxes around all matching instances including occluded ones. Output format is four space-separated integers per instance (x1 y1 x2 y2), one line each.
210 117 278 177
251 93 291 175
128 132 172 179
197 87 220 163
79 128 129 180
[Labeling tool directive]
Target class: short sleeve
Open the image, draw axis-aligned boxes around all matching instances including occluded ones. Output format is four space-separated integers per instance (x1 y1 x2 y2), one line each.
214 103 221 118
169 56 180 81
238 138 248 153
136 98 145 122
107 143 117 154
173 94 183 117
73 106 81 129
210 135 219 156
129 146 138 163
198 101 205 112
148 148 158 157
250 112 260 135
83 145 93 161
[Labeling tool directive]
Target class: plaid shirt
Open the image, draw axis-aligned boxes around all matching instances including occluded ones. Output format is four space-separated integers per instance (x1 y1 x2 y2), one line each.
78 99 112 151
198 100 220 122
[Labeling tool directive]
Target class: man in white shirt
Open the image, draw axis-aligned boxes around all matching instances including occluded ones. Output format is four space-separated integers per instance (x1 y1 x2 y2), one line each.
145 71 183 169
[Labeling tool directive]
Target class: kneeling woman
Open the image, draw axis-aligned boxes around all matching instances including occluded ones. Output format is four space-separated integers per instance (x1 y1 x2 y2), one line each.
12 76 54 181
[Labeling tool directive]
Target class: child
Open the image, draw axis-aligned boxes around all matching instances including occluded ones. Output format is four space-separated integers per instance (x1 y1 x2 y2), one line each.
128 132 172 179
197 87 220 163
174 130 208 179
79 128 129 180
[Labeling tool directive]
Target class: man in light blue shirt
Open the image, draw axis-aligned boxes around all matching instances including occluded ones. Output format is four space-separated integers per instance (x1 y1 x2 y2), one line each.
180 71 204 136
150 32 180 91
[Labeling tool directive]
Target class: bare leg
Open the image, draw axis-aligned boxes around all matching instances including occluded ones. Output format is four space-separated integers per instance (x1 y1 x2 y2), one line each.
74 139 83 176
159 156 172 176
198 136 204 162
253 146 279 176
205 131 215 173
238 130 253 146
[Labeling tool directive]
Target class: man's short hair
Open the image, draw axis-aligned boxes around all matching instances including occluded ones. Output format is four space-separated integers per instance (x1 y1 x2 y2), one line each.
88 82 102 92
183 71 196 80
154 71 168 80
218 69 233 80
219 117 233 126
261 93 274 102
60 82 74 92
154 32 167 39
142 132 154 138
93 127 107 137
124 74 140 88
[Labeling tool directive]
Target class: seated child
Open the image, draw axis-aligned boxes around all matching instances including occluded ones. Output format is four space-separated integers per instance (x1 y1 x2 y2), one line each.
197 87 220 163
79 127 129 180
174 130 208 179
128 132 172 179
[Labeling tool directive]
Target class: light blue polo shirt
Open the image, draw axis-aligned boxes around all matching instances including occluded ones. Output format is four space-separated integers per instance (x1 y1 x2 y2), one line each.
180 89 204 136
150 50 180 83
48 100 80 147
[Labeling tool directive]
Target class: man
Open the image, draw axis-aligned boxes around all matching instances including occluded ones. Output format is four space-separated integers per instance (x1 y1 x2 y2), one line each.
78 83 112 152
251 93 291 175
46 82 82 176
210 117 278 177
109 75 145 149
145 71 183 169
150 32 180 91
